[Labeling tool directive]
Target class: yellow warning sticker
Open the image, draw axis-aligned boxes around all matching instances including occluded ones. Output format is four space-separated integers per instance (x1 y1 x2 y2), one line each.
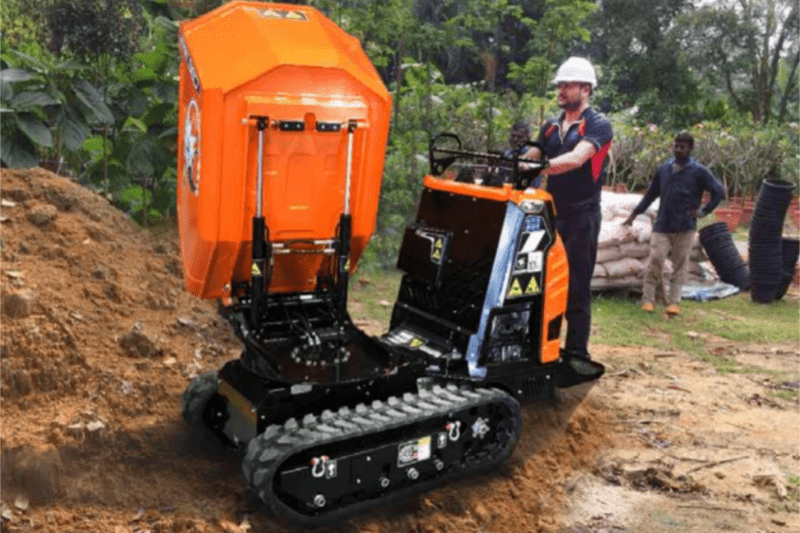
409 338 425 348
525 276 540 295
507 278 523 298
431 237 444 262
251 263 261 276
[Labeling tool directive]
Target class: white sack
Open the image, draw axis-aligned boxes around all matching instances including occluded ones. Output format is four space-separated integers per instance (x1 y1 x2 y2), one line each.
604 257 645 278
596 245 623 264
593 263 608 278
619 241 651 259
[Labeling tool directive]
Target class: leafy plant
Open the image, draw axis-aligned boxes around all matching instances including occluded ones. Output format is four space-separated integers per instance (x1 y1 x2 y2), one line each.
79 15 179 225
0 50 113 168
0 0 46 56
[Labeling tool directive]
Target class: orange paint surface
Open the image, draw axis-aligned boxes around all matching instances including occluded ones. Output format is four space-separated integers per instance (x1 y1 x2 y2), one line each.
177 2 391 298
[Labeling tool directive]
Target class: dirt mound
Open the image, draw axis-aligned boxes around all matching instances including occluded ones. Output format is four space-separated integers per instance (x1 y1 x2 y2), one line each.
0 168 609 532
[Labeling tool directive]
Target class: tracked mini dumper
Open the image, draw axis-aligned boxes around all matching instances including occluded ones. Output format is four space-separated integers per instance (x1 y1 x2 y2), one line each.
177 2 604 526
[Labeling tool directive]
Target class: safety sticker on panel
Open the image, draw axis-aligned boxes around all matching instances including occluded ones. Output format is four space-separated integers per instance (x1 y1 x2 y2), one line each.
513 230 545 274
397 436 432 467
414 229 448 265
382 328 445 357
250 7 309 21
506 215 550 300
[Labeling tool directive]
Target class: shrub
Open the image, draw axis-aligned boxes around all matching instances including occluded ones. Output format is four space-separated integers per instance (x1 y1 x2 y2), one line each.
607 119 799 198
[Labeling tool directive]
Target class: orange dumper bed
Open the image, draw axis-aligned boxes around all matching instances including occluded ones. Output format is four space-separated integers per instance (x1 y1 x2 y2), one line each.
177 1 392 299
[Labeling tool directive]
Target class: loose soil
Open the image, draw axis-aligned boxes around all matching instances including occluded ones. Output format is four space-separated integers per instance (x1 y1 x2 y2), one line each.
1 168 798 533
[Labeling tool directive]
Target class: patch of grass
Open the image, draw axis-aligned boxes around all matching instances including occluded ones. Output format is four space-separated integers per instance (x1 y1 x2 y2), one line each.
348 269 402 328
592 292 799 346
693 352 740 374
688 294 800 343
767 481 800 514
773 389 800 403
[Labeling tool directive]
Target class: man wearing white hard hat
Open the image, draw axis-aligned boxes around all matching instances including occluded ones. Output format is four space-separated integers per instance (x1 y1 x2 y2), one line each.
522 56 613 363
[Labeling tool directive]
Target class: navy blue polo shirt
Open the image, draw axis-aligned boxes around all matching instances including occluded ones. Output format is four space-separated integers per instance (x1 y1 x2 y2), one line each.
537 107 614 216
632 158 725 233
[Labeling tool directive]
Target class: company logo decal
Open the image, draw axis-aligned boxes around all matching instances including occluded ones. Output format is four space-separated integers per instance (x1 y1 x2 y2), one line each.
183 99 201 195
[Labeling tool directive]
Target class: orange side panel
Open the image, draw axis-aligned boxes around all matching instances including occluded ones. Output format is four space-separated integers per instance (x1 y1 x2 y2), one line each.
541 233 568 363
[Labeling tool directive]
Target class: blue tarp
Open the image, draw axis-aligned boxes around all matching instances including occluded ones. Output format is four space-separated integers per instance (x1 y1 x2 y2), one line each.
680 281 740 302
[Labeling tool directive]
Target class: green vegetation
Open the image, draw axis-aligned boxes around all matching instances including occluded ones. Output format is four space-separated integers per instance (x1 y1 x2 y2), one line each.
768 473 800 514
774 389 800 402
348 269 403 327
593 292 799 345
592 292 799 374
1 0 798 256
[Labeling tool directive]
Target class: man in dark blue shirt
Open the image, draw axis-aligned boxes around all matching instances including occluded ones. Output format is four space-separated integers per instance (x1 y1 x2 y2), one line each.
522 57 614 362
623 131 725 315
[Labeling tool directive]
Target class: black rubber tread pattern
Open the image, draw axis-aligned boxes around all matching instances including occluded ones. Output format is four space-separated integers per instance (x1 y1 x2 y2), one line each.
241 383 521 526
181 371 218 428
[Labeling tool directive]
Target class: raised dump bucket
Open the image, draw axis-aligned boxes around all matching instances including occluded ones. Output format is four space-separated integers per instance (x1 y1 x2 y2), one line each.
177 1 392 298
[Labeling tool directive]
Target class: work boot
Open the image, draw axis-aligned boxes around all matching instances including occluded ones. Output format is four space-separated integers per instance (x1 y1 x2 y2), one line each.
640 301 655 313
557 349 605 387
665 304 680 316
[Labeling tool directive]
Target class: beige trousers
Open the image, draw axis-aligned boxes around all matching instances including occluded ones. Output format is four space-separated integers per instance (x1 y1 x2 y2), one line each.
642 230 695 306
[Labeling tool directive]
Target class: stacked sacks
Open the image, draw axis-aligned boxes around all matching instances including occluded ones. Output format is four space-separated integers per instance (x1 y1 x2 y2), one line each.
591 191 713 292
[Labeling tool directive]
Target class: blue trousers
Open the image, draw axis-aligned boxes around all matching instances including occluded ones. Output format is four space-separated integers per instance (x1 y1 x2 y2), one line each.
555 202 601 358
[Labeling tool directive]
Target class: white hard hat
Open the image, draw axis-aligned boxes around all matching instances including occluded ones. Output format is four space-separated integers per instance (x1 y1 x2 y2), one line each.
552 57 597 88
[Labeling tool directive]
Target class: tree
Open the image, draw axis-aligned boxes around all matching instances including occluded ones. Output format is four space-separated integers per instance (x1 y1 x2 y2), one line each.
587 0 701 125
679 0 799 125
505 0 597 96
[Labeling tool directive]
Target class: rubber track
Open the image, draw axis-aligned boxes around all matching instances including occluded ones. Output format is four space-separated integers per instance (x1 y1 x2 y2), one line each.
242 383 521 526
181 371 218 428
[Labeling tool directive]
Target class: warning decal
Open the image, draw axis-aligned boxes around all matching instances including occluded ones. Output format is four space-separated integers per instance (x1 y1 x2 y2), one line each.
382 328 445 357
253 7 309 21
507 278 523 298
507 273 541 299
525 276 539 295
513 231 545 274
431 236 444 262
506 215 550 300
414 228 449 265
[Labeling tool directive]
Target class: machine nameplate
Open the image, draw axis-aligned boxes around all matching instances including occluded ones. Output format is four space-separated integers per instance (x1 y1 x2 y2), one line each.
397 436 431 467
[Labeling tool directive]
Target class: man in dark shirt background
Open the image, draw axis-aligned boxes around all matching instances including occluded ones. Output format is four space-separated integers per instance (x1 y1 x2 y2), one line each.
623 131 725 315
